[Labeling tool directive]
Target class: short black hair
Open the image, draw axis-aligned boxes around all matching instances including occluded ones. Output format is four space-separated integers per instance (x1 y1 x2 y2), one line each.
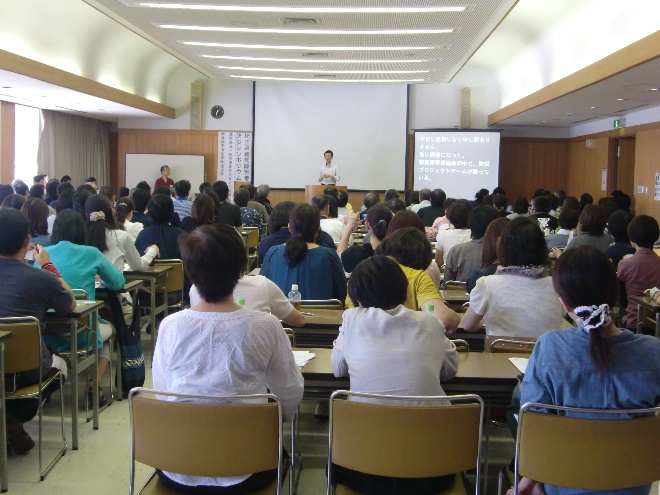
533 196 550 213
154 186 172 197
179 225 246 302
336 190 349 208
29 184 44 199
1 194 26 211
60 175 72 182
384 189 400 201
498 217 549 267
131 188 151 213
430 189 446 208
348 255 408 309
33 174 47 184
0 208 29 256
51 209 86 245
85 177 97 183
323 186 338 198
579 193 593 209
198 181 212 194
377 226 432 270
511 197 529 215
311 194 328 212
99 185 115 200
627 215 659 249
12 180 28 196
492 187 506 195
606 210 633 243
147 194 174 224
324 150 333 157
57 181 74 196
0 184 14 204
212 181 230 201
45 179 59 198
136 181 151 192
174 180 191 198
118 186 130 198
579 205 607 235
492 193 507 210
469 205 501 240
363 192 379 209
446 201 470 229
387 198 406 213
558 207 579 231
268 201 295 234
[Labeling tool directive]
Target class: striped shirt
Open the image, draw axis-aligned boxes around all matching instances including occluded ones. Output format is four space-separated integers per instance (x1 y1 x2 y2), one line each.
173 197 193 219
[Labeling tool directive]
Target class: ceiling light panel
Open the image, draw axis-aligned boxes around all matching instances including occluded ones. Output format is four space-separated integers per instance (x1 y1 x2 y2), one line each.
84 0 518 83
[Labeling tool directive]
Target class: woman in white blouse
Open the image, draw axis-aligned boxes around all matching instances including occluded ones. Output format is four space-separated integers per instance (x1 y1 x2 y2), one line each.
85 195 158 270
153 224 303 493
114 196 143 242
331 255 458 495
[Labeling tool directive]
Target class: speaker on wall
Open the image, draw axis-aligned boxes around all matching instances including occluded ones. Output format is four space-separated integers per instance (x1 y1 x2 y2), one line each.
190 82 203 130
460 87 471 129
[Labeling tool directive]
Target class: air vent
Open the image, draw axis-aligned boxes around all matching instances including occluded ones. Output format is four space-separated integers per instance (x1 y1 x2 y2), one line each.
614 103 649 113
313 74 336 78
54 105 88 113
279 17 320 26
572 117 597 124
301 52 330 59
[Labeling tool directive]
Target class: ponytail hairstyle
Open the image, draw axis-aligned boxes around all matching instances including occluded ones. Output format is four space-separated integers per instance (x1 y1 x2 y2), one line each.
114 196 135 230
365 204 393 241
85 194 116 253
552 245 618 373
285 203 320 267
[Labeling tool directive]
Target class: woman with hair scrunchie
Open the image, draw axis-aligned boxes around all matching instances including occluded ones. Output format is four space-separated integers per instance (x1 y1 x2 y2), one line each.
337 204 393 273
507 245 660 495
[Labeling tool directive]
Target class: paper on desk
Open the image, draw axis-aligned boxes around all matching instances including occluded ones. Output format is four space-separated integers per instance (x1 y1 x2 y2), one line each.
509 357 529 374
293 351 316 368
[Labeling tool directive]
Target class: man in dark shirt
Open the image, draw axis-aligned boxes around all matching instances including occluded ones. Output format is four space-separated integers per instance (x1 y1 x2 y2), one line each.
418 188 446 227
0 209 75 453
130 188 153 228
135 194 184 260
530 195 558 235
212 181 242 229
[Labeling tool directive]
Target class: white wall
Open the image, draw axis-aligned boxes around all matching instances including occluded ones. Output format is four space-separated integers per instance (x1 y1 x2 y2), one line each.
569 106 660 138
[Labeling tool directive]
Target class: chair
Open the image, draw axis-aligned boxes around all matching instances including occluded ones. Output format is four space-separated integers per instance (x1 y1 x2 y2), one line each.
327 391 483 495
444 280 467 291
242 227 260 268
451 338 470 352
152 259 185 313
0 316 67 481
129 388 285 495
301 299 344 310
485 336 536 353
513 402 660 494
282 328 297 347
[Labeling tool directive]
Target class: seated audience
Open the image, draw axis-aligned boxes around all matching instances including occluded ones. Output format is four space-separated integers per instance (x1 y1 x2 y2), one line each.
617 215 660 330
337 205 392 273
507 197 529 220
509 246 660 495
244 184 268 223
0 208 75 454
255 183 273 216
545 207 579 250
430 197 456 231
44 179 59 206
85 194 158 270
335 189 352 219
383 189 400 201
115 196 144 242
603 210 635 269
312 194 343 243
463 217 564 337
130 188 153 228
361 191 379 212
135 194 184 260
11 179 29 197
153 224 303 493
172 180 193 220
260 204 347 302
410 188 431 213
72 190 91 218
153 186 181 227
180 194 217 233
387 197 406 213
21 198 52 246
0 184 14 204
257 201 295 266
1 193 26 210
331 255 459 495
28 184 45 200
492 193 508 217
99 185 116 205
45 210 125 407
546 193 560 217
561 204 614 253
234 187 264 236
212 181 242 229
418 188 446 227
578 192 593 210
466 217 509 292
530 195 558 235
445 205 500 283
435 201 471 266
118 186 130 198
406 190 419 209
375 227 460 332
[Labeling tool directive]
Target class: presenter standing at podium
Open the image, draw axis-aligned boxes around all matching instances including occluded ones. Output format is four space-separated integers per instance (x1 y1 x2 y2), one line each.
318 150 340 185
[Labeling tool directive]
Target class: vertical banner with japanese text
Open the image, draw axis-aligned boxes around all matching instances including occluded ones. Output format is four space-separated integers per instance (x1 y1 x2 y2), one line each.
217 131 252 197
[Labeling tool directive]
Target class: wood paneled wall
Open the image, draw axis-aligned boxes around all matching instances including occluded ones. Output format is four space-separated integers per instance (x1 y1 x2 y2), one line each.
633 129 660 219
566 137 616 201
115 129 218 189
0 101 15 183
498 138 569 201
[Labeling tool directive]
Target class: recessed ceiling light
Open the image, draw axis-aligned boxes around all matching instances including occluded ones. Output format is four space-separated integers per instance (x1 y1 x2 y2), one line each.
202 55 433 63
160 24 453 35
646 88 659 91
181 41 438 51
565 112 575 115
615 98 626 101
589 106 598 109
133 3 468 13
215 66 429 74
229 74 425 83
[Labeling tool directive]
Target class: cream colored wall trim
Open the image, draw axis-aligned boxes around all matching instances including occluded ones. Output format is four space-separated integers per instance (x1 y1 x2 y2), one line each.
488 31 660 126
0 49 175 119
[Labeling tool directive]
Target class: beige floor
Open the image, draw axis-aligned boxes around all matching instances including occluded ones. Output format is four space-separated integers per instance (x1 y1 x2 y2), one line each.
6 346 660 495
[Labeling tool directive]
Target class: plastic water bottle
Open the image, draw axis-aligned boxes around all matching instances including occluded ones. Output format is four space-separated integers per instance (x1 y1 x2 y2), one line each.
288 284 302 310
236 297 246 306
425 303 434 313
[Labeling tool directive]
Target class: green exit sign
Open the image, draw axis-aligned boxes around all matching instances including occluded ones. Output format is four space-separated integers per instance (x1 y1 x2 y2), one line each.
613 118 626 128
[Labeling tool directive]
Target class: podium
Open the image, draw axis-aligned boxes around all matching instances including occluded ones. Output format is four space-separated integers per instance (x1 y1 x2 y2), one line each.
305 185 348 204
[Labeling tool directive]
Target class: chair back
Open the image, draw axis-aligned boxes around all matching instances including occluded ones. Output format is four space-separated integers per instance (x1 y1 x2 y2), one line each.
0 316 42 374
129 388 282 492
283 328 296 347
486 336 536 353
444 280 467 291
328 391 482 491
71 288 88 300
153 259 184 294
301 299 344 310
516 402 660 493
451 338 470 352
243 227 260 249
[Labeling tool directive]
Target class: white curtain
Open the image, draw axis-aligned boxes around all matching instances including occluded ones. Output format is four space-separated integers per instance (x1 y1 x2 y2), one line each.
37 110 111 186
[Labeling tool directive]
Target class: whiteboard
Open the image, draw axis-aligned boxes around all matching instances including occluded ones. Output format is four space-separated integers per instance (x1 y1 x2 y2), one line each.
125 154 205 190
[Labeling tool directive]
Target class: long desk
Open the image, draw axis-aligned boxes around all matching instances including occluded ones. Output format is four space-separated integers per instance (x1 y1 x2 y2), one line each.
629 294 660 337
0 330 12 493
295 308 344 348
124 265 172 361
46 300 103 450
298 347 520 405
